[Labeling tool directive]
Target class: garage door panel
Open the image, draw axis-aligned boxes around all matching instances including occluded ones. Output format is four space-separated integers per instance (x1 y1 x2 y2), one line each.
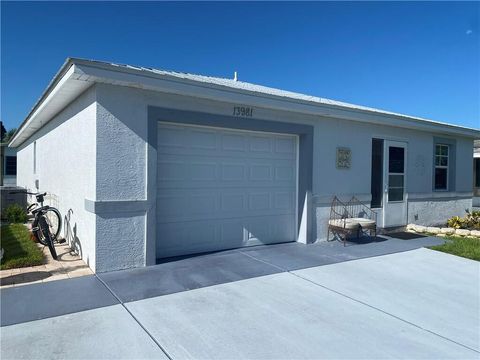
158 156 296 187
157 123 297 258
270 214 296 242
190 162 217 181
157 222 220 258
158 128 294 161
220 163 246 181
220 221 246 246
249 164 273 181
220 193 245 213
274 192 295 210
249 135 273 153
221 133 247 152
188 128 217 150
157 195 189 216
248 192 271 211
275 136 296 154
157 161 189 182
157 188 295 220
157 215 295 258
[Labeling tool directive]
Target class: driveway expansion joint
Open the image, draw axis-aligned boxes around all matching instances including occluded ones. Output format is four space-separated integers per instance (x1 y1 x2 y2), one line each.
94 274 173 360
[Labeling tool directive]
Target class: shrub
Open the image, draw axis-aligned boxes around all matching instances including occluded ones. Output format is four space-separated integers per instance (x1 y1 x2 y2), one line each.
3 204 28 224
447 210 480 230
447 216 464 229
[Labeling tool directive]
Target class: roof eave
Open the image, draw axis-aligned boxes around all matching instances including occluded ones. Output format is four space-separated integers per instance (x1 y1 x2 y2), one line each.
9 60 93 147
75 61 480 138
10 58 480 147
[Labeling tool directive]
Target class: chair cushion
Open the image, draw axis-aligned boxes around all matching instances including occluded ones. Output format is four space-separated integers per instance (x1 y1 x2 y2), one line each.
329 218 376 230
352 218 376 228
328 218 360 229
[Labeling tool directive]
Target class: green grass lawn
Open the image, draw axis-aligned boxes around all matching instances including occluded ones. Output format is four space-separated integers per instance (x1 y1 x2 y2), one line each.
430 235 480 261
1 224 45 270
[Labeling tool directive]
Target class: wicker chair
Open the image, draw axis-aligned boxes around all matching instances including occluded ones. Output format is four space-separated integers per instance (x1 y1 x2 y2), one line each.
327 196 377 246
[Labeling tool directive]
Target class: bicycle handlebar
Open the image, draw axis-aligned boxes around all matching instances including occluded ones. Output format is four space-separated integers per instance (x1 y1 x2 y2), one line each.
9 190 47 196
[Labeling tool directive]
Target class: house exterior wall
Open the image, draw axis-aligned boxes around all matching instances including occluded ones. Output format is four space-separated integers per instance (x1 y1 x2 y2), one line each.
93 85 149 272
16 86 97 270
91 83 473 271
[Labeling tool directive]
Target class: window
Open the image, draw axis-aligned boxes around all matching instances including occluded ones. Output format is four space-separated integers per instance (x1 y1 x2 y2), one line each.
5 156 16 175
434 144 449 190
370 139 384 208
475 158 480 188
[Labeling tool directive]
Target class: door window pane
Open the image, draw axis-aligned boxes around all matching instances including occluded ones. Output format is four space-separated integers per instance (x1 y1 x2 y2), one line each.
389 147 405 173
388 188 404 202
389 174 404 188
435 168 448 190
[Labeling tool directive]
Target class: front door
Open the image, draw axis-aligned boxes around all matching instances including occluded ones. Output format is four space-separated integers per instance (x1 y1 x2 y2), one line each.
383 141 407 227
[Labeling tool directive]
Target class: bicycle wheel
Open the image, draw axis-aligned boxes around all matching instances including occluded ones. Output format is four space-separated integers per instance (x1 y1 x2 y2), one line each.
45 208 62 241
32 217 47 246
39 215 57 260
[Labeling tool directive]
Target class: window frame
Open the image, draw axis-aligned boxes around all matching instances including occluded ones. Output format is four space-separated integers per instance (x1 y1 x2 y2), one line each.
474 158 480 189
5 156 17 176
434 144 449 191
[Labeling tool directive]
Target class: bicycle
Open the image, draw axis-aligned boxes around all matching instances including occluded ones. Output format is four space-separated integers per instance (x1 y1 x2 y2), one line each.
25 193 62 243
10 191 62 260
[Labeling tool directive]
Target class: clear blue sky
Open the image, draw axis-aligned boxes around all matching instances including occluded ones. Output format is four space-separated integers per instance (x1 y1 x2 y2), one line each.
1 1 479 130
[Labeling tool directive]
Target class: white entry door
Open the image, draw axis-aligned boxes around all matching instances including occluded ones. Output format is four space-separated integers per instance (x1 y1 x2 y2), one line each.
156 122 298 258
383 140 407 227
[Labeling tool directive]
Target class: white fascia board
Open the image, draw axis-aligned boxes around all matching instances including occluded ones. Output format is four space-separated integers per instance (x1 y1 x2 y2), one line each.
75 62 480 139
9 64 92 147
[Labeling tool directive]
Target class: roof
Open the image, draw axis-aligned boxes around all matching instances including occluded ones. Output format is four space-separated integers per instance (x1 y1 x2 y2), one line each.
91 60 406 115
9 57 480 147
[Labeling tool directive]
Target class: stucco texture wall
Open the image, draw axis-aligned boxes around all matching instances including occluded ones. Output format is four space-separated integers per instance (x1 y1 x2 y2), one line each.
96 85 474 252
314 123 473 238
94 84 148 272
16 86 97 269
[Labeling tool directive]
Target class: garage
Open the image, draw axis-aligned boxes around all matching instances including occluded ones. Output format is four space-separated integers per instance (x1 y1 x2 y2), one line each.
156 122 298 258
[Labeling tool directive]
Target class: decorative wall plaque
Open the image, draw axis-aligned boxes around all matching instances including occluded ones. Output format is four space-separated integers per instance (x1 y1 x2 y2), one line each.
336 147 351 169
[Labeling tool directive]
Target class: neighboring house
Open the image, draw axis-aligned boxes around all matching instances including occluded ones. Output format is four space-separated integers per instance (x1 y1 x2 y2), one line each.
474 140 480 207
0 143 17 186
9 58 479 273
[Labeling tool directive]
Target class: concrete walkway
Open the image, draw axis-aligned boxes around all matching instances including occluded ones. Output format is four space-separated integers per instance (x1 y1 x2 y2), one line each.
1 237 479 359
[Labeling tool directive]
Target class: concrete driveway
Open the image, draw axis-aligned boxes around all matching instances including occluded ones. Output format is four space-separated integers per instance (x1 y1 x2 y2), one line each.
1 236 479 359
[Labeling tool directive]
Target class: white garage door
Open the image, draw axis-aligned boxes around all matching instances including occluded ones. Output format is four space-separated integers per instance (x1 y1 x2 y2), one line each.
156 122 297 258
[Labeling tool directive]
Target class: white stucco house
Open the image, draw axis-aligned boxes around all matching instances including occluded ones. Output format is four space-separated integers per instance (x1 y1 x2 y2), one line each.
9 58 479 272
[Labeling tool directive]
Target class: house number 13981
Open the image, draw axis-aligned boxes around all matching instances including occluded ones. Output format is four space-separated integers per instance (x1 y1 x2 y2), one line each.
233 106 254 117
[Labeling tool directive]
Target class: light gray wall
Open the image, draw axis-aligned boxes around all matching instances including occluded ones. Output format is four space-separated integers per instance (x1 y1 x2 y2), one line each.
93 83 474 272
16 86 97 270
93 84 149 272
311 119 473 235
